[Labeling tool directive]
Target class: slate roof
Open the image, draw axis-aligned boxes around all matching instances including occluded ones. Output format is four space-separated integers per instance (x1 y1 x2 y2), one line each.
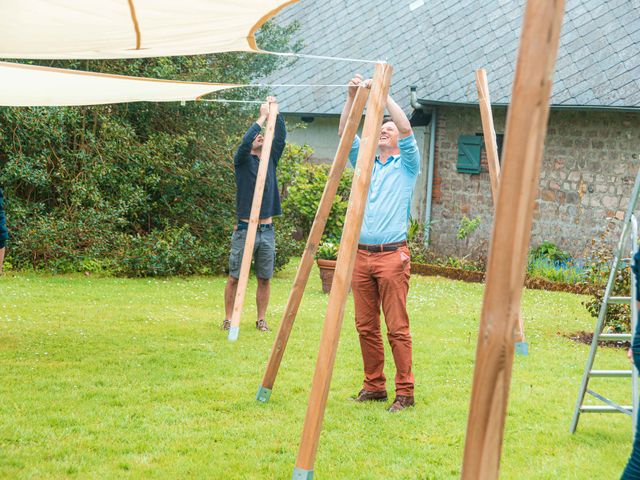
261 0 640 114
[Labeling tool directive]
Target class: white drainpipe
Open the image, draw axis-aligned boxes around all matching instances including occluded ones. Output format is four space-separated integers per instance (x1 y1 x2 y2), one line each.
410 86 437 246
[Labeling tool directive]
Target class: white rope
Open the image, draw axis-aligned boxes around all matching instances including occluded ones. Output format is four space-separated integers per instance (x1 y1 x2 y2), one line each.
199 99 263 104
263 50 384 65
251 83 350 88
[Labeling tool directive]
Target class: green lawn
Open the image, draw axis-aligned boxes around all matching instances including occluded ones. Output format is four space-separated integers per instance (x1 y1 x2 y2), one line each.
0 261 633 479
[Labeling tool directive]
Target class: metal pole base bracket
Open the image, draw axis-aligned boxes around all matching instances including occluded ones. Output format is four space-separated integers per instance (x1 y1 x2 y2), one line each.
228 326 239 342
292 467 314 480
256 385 272 403
515 341 529 356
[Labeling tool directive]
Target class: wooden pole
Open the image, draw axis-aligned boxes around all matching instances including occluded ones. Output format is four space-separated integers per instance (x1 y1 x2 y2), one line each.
256 87 370 402
228 100 279 342
475 69 527 348
475 69 501 206
292 63 392 480
461 1 564 478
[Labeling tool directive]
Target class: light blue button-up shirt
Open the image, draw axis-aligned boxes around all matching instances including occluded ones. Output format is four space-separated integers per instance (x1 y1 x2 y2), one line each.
349 134 421 244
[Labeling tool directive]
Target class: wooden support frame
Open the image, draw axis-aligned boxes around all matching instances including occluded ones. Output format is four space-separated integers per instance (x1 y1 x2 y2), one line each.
475 69 527 349
228 100 279 341
292 63 392 480
461 1 564 478
256 86 370 402
475 69 501 206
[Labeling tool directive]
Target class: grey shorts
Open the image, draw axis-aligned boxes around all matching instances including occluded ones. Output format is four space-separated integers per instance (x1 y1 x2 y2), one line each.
228 225 276 280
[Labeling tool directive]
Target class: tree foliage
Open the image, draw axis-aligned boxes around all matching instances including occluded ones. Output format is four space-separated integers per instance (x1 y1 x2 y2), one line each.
0 21 303 275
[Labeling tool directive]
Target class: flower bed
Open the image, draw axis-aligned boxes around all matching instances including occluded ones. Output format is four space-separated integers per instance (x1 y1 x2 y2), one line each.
411 263 597 295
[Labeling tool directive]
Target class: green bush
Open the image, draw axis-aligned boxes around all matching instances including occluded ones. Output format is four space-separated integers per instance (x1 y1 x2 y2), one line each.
273 217 304 272
407 217 431 264
527 257 586 284
457 216 481 240
582 223 630 332
316 241 339 260
530 241 571 265
280 144 352 243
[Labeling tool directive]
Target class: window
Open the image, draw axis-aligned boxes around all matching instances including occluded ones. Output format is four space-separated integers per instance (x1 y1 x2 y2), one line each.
457 135 483 174
457 133 504 174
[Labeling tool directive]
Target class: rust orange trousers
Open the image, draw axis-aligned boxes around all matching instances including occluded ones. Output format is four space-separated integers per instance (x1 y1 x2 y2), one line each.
352 245 414 396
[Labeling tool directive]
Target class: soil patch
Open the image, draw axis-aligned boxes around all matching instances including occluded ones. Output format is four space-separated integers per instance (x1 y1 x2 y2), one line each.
412 263 598 296
562 330 630 349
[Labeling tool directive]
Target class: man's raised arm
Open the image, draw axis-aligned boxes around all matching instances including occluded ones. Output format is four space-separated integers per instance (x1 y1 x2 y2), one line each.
386 95 412 138
234 102 269 165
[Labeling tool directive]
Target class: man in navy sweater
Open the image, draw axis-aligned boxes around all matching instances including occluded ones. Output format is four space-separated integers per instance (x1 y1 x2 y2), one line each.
222 97 286 332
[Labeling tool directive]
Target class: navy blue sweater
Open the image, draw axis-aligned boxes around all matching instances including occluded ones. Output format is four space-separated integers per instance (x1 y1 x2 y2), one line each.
233 114 286 220
0 188 7 248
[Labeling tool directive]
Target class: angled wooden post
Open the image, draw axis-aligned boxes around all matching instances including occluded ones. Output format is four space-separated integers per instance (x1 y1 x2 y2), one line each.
292 63 392 480
228 100 279 342
475 69 527 353
475 69 501 206
461 1 564 479
256 86 370 402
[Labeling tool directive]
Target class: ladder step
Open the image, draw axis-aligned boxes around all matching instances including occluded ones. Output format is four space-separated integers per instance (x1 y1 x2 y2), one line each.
598 333 632 341
580 405 633 413
609 296 631 304
589 370 632 377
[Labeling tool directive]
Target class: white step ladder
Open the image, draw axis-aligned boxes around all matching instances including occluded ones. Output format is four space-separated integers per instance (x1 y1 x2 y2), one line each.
570 167 640 434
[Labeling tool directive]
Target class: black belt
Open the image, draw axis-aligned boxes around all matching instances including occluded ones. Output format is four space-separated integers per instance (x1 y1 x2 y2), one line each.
357 241 407 253
236 221 273 231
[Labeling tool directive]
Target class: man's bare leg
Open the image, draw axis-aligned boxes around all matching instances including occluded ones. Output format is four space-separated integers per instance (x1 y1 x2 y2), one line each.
0 247 5 273
223 276 239 329
256 278 270 331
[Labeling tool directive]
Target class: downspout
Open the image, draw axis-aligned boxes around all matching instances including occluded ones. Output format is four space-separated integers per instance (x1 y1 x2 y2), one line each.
410 86 437 246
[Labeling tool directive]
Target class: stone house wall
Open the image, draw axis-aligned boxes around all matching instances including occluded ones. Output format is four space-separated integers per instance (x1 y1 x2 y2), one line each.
429 106 640 259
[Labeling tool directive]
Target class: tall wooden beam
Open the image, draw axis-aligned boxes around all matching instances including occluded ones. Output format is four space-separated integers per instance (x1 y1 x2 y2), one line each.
256 86 370 402
228 100 279 341
475 69 527 350
292 63 392 480
461 1 564 478
475 68 501 206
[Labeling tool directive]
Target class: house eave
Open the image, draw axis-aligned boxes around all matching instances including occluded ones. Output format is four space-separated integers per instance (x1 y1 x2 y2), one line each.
417 98 640 113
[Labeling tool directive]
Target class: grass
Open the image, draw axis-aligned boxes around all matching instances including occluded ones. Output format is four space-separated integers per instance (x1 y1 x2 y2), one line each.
0 261 634 479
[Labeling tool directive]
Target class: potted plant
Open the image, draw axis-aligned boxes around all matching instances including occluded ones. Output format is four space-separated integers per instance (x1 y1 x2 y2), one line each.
316 241 339 294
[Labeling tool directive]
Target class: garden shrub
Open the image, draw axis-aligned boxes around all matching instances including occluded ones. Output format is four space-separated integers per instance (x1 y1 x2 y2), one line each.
279 144 352 243
582 222 631 332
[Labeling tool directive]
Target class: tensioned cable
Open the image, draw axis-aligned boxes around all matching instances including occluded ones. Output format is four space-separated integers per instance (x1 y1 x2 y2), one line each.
263 51 385 65
200 99 263 104
198 82 358 104
251 83 351 88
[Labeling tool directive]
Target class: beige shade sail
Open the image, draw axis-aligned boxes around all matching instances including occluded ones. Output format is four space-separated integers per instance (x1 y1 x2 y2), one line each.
0 62 238 106
0 0 298 59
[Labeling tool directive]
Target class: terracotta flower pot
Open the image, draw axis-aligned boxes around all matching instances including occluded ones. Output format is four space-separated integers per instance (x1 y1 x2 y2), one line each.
317 258 337 294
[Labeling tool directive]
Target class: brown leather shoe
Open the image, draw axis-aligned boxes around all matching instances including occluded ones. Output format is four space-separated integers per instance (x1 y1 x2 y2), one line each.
388 395 415 413
221 319 230 331
256 319 270 332
353 389 388 402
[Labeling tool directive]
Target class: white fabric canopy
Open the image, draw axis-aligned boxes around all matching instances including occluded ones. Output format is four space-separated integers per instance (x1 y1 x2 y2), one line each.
0 62 237 106
0 0 297 59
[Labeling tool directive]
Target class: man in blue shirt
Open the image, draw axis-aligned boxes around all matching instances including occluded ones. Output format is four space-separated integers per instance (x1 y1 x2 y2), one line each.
222 97 286 333
340 75 421 412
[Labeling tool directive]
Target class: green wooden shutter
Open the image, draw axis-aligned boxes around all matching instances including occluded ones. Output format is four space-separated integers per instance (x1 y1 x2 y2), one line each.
457 135 483 174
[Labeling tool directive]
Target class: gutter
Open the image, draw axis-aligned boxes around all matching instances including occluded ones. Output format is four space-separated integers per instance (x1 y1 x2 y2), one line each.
411 86 437 246
417 98 640 113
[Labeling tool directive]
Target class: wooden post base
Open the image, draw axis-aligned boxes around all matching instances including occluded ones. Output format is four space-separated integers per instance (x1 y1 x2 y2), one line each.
292 467 314 480
255 385 272 403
